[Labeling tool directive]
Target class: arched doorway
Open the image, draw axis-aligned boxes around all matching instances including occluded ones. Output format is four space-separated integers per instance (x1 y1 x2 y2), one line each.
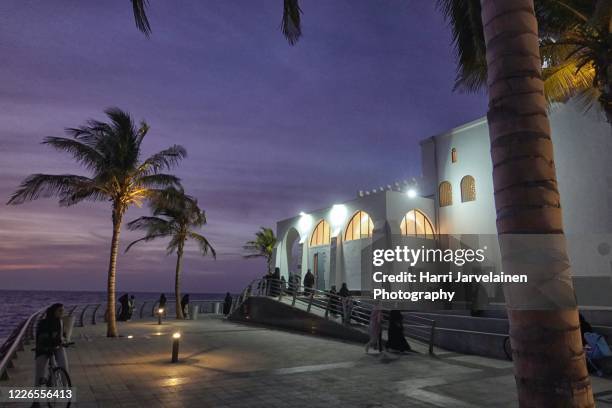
282 227 303 282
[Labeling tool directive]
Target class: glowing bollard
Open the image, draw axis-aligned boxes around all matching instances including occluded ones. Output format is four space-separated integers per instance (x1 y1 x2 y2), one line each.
157 308 164 325
171 332 181 363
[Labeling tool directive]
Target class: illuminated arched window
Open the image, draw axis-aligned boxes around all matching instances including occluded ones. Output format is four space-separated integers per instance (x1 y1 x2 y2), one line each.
461 175 476 202
439 181 452 207
451 148 457 163
400 210 435 239
309 220 330 247
344 211 374 241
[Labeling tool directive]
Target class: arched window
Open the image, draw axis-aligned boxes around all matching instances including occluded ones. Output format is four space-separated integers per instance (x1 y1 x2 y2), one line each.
451 148 457 163
439 181 452 207
400 210 435 239
461 175 476 202
344 211 374 241
309 220 330 247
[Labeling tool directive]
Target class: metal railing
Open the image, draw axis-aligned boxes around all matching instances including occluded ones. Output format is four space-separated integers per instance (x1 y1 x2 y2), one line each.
230 277 436 354
0 298 226 381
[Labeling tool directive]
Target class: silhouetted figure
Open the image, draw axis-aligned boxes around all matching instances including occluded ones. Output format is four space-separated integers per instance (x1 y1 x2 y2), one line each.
159 293 167 309
181 294 190 318
580 313 593 345
34 303 67 386
223 292 233 315
339 283 351 323
118 293 129 321
303 269 315 295
127 295 135 320
328 285 339 317
365 303 383 353
386 310 411 353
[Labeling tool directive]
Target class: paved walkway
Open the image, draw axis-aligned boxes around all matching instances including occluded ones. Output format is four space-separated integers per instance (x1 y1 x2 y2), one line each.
4 315 612 407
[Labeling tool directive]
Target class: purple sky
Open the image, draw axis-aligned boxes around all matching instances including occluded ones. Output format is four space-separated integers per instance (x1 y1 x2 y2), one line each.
0 1 487 293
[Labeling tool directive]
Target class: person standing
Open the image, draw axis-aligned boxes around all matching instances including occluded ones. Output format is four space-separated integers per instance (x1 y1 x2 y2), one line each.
365 303 383 353
223 292 233 315
338 283 351 324
118 293 129 321
127 295 135 321
181 294 190 319
386 310 411 353
158 293 167 316
303 269 315 296
34 304 68 386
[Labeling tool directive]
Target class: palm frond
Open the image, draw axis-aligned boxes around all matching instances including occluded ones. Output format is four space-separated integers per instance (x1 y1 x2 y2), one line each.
437 0 487 93
126 215 172 232
188 231 216 258
543 58 597 105
131 0 152 36
138 145 187 176
137 174 182 190
7 174 96 205
42 137 104 172
281 0 302 46
125 233 168 253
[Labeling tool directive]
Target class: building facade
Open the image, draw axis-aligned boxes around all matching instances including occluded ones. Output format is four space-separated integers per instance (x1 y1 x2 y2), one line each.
274 102 612 306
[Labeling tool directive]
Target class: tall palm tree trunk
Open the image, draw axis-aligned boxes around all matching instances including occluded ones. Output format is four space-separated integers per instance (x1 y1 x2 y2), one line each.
480 1 593 406
175 243 185 319
106 206 123 337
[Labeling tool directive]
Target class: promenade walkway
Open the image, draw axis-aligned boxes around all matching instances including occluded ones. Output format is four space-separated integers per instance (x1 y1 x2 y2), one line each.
4 315 612 407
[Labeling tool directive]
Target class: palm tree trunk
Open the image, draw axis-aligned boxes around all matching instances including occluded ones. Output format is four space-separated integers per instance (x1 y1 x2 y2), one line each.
175 243 185 319
106 205 123 337
480 1 593 406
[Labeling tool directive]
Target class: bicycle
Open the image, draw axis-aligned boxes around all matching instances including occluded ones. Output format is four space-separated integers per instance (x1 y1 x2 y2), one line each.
32 342 74 408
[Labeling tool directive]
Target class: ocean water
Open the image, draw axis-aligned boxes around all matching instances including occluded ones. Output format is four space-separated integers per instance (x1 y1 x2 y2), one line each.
0 290 224 344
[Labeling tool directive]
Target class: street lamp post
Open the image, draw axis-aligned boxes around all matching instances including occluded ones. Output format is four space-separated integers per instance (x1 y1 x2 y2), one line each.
171 332 181 363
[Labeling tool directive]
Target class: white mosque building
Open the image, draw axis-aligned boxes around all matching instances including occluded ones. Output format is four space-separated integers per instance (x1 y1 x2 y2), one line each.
273 102 612 306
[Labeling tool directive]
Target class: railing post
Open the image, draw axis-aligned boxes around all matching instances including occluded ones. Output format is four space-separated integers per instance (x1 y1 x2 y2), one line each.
68 305 78 316
428 321 436 355
325 295 332 319
306 291 314 313
92 304 101 325
79 305 89 327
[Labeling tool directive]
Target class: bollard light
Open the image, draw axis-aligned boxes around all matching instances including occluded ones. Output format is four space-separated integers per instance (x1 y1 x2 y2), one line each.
157 308 164 325
171 332 181 363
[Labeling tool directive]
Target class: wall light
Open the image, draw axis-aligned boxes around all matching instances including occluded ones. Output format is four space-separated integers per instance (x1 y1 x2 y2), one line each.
407 189 417 198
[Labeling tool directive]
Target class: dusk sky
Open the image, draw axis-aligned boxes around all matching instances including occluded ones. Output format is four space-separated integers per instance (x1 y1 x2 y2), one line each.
0 1 487 293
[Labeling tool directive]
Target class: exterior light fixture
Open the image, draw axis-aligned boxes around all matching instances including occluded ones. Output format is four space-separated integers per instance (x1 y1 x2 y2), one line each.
127 335 133 339
157 307 164 325
171 332 181 363
407 189 417 198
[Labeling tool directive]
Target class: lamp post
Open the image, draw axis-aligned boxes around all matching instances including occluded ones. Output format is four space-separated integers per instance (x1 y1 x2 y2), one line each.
157 308 164 325
171 332 181 363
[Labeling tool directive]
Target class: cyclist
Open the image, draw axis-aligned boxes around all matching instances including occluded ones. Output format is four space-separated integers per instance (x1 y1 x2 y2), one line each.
34 303 68 386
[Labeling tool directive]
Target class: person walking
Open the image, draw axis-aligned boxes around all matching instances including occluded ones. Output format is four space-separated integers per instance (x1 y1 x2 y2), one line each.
365 303 383 353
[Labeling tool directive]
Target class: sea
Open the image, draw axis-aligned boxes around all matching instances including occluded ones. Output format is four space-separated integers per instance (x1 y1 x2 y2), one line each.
0 290 224 344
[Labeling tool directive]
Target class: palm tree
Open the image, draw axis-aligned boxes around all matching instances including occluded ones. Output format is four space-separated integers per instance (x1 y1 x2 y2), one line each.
478 0 593 405
7 108 186 337
126 187 216 319
129 0 302 45
438 0 611 122
243 227 277 275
